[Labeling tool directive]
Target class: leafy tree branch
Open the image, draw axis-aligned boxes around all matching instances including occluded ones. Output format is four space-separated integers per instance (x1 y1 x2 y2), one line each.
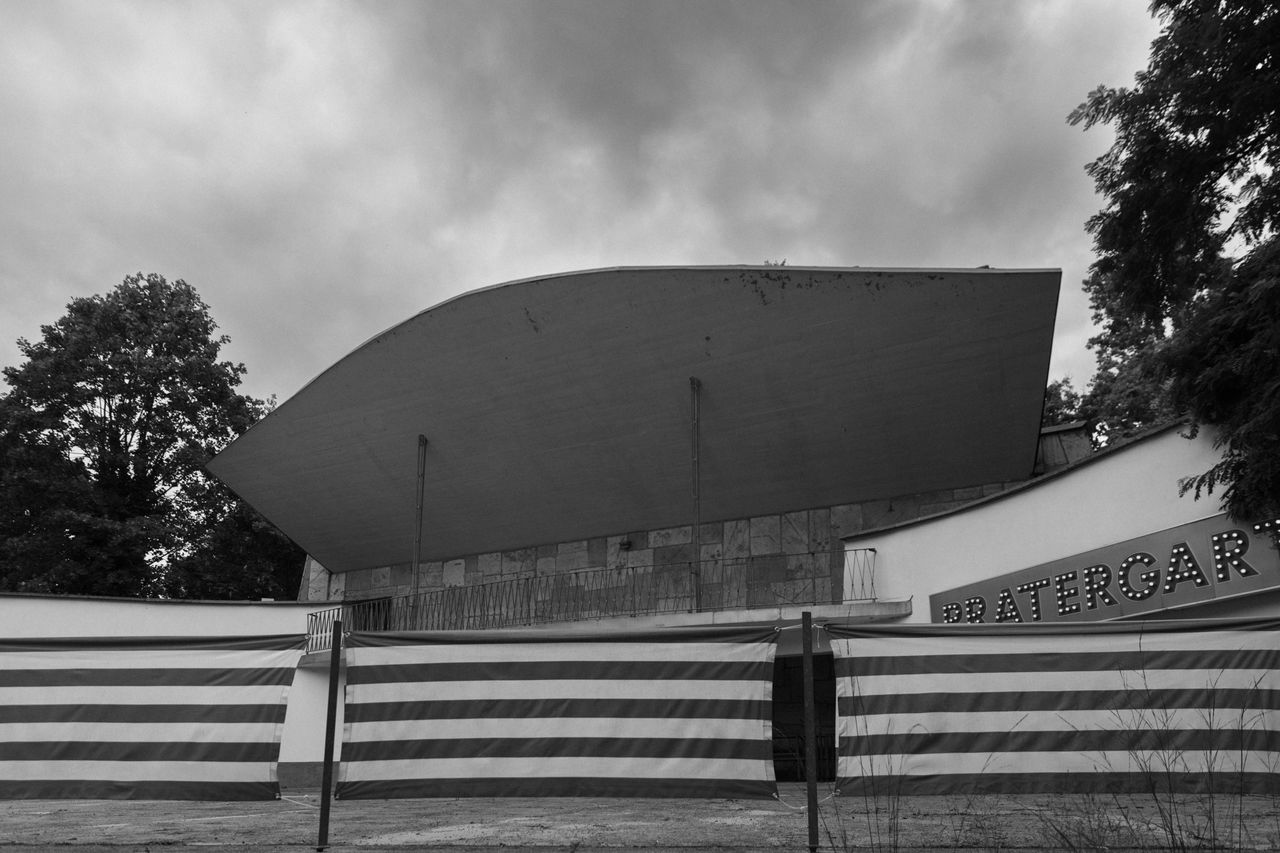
1069 0 1279 518
0 273 302 598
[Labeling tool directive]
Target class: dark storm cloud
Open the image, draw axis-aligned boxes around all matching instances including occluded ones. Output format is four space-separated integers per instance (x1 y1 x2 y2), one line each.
0 1 1156 401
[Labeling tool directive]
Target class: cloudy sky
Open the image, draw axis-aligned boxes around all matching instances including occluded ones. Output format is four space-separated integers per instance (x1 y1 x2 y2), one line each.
1 1 1159 404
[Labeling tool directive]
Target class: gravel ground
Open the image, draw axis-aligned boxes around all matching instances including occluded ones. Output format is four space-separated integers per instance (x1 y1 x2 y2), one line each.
2 783 1280 851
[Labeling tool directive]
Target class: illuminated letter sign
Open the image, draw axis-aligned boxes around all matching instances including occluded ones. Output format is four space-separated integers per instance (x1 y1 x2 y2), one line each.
930 514 1280 624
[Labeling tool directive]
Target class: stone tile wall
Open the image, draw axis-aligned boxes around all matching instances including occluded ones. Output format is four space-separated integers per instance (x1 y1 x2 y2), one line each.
310 480 1019 607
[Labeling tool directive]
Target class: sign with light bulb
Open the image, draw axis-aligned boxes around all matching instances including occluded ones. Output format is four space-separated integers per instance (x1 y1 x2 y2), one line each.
930 514 1280 624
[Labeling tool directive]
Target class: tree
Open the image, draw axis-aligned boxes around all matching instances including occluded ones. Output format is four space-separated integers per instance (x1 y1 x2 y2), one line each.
168 491 306 600
0 273 303 598
1074 271 1182 444
1162 237 1280 518
1072 0 1280 518
1041 378 1084 428
0 406 114 592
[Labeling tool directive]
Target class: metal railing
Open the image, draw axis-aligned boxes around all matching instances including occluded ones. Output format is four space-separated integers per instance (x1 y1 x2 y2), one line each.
844 547 877 600
306 551 877 653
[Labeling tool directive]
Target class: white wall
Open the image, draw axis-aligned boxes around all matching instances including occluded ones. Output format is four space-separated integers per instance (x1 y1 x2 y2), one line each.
0 595 316 637
844 427 1228 622
0 594 338 764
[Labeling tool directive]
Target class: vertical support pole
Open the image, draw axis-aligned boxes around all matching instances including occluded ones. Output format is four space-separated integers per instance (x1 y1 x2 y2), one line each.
411 435 428 600
316 620 343 851
802 611 819 853
690 376 702 613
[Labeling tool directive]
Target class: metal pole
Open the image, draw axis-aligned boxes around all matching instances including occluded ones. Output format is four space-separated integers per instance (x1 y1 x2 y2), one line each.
690 377 702 612
802 611 820 853
411 435 428 598
316 619 343 851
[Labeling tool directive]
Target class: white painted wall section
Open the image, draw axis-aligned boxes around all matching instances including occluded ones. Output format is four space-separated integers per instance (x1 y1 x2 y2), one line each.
843 428 1228 622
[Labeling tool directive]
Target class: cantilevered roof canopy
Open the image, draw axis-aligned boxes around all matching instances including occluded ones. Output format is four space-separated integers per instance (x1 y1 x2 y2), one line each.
208 266 1060 573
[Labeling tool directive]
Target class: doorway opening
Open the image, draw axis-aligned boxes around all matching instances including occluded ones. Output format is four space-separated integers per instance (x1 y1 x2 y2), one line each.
772 652 836 782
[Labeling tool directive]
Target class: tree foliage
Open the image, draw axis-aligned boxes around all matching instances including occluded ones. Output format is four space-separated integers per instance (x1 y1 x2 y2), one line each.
1041 378 1084 428
0 273 302 598
1071 0 1280 518
1162 238 1280 518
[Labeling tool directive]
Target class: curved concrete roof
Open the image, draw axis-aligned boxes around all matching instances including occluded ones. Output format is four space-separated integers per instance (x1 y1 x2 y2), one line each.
208 266 1060 572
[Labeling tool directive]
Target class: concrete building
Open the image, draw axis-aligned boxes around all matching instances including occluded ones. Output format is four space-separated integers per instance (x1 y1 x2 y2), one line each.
10 266 1268 789
6 266 1269 792
208 265 1064 637
204 264 1068 780
200 265 1277 783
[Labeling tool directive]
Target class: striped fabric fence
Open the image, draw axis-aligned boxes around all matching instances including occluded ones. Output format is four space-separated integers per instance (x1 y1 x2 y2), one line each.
0 635 304 800
337 625 779 799
827 619 1280 795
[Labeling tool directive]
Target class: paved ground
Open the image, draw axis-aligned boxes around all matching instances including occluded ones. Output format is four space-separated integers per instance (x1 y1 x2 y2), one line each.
2 783 1280 850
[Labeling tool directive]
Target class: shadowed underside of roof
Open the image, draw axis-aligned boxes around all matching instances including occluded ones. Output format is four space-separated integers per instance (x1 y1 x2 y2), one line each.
208 266 1061 573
